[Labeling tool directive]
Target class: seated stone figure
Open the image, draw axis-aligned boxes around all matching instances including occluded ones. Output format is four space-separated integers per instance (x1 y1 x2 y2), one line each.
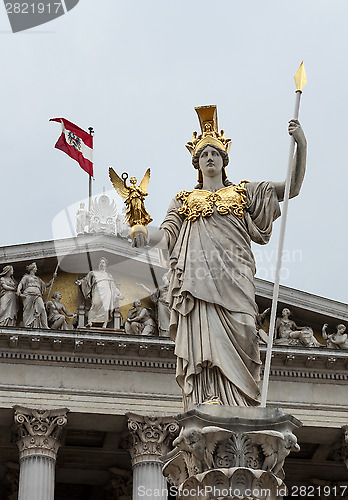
46 292 76 330
136 271 171 337
124 300 156 336
274 308 321 347
322 323 348 350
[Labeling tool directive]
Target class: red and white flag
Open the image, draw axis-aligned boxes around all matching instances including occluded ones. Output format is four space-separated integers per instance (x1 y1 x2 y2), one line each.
50 118 93 176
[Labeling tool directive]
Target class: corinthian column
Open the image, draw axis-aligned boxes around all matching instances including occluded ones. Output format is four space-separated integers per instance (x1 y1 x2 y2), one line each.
125 413 179 500
13 406 68 500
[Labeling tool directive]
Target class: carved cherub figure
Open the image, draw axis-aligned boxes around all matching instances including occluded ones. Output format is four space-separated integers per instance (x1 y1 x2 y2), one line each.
109 168 152 227
322 323 348 350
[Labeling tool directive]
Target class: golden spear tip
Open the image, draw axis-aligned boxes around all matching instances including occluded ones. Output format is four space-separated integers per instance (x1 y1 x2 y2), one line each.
294 61 307 92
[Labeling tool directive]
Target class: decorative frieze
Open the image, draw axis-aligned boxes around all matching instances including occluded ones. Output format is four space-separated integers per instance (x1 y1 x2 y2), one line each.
13 406 68 460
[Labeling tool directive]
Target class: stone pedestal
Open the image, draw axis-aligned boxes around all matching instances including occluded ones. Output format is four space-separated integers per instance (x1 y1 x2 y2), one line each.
162 406 302 500
13 406 68 500
125 413 179 500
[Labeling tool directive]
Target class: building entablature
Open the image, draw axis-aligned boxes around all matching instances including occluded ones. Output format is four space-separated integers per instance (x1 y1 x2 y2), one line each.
0 326 347 380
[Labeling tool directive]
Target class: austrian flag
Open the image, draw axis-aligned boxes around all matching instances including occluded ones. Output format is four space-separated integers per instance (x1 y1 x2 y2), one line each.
50 118 93 176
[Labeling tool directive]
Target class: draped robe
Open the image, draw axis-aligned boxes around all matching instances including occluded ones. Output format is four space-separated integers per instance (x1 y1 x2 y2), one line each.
0 277 18 326
160 181 280 410
18 275 48 329
80 270 122 325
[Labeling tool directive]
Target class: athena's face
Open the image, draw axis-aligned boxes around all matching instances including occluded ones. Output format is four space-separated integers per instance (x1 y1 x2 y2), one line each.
282 308 290 317
198 146 223 178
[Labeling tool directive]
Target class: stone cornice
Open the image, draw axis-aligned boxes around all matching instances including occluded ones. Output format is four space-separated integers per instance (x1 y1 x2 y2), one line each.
255 280 348 321
0 328 347 378
0 235 161 268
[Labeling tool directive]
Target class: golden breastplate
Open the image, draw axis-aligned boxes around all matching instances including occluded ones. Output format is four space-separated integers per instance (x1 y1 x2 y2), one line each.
176 182 248 222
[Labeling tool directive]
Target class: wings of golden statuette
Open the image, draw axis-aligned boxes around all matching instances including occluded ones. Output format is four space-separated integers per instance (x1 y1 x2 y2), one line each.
108 167 153 228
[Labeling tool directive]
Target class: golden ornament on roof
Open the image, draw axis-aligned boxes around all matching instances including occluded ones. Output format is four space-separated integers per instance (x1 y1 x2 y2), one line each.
108 167 152 228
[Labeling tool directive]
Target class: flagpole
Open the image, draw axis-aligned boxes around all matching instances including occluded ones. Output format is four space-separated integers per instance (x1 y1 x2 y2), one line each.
88 127 94 232
260 62 307 407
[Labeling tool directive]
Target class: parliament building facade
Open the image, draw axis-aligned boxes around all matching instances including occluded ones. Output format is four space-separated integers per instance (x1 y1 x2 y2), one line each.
0 230 347 500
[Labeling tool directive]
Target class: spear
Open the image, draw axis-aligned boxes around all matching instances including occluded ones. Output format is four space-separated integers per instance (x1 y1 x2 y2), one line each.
260 62 307 407
46 262 59 302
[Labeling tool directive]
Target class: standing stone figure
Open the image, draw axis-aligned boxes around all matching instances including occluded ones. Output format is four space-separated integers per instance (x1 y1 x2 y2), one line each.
124 300 156 336
17 262 56 329
76 202 89 235
46 292 76 330
0 265 18 326
132 105 307 410
116 206 129 237
76 257 124 328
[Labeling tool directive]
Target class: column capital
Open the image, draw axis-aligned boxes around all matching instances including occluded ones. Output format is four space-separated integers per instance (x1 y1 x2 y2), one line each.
13 406 69 460
125 413 179 466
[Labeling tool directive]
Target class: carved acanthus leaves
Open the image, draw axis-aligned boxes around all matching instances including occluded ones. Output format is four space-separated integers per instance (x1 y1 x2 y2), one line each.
13 406 68 460
125 413 179 465
163 425 299 488
216 433 261 469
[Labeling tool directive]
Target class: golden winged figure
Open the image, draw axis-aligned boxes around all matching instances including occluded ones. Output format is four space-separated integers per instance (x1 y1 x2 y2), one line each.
109 167 153 227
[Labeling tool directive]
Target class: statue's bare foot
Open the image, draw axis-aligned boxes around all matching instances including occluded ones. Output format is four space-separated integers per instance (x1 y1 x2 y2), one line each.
86 322 92 327
102 322 107 328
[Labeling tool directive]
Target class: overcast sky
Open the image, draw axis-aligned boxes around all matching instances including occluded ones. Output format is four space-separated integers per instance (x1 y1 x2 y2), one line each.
0 0 347 304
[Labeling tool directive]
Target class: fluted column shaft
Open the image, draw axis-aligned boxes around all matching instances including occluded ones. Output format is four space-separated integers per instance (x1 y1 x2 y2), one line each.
133 461 168 499
125 413 179 500
13 406 68 500
18 455 55 500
